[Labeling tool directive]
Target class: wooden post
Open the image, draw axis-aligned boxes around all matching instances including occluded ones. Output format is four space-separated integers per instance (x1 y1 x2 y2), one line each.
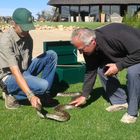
100 12 105 23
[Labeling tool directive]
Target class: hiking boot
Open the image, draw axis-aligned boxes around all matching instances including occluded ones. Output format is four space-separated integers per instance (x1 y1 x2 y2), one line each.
106 103 128 112
120 113 138 124
2 92 20 109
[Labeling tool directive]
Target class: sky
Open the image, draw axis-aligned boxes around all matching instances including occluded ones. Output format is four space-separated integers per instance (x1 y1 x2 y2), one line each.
0 0 52 18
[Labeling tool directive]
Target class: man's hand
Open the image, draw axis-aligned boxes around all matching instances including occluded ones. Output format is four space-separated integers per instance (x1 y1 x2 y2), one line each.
104 63 119 76
30 96 42 109
10 66 42 109
69 96 86 107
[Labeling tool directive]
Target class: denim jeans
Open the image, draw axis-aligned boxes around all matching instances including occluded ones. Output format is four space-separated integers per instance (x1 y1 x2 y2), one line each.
98 67 127 105
98 63 140 116
127 63 140 116
4 50 57 100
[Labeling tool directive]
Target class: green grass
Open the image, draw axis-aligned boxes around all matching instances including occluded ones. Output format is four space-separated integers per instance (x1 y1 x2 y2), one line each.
0 22 140 139
0 70 140 140
34 21 107 29
0 21 107 32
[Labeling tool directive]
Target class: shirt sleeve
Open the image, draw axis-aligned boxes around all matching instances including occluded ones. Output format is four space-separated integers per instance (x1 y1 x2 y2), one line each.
82 69 97 98
0 35 17 68
82 52 100 98
116 32 140 70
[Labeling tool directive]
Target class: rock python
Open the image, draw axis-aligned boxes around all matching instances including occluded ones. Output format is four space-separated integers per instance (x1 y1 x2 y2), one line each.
56 92 81 97
36 92 81 122
36 104 77 122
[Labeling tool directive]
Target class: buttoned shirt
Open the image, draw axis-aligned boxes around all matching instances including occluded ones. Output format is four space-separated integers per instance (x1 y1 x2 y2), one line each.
0 27 33 79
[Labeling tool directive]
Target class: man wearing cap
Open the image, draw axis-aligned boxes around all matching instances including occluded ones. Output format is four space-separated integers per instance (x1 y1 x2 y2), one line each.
0 8 57 110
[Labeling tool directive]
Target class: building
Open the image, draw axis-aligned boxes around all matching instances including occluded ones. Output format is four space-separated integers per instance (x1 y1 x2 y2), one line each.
48 0 140 22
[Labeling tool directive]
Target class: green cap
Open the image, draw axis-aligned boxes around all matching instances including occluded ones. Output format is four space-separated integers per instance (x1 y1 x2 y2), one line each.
12 8 35 31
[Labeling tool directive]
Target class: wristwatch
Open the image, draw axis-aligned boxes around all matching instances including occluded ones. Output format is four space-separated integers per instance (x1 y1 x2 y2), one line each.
26 90 35 101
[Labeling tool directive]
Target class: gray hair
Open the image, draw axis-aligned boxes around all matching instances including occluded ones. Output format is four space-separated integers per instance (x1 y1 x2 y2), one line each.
71 28 96 45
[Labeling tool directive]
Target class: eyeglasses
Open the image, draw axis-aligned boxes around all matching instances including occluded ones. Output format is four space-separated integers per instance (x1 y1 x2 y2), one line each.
78 46 87 54
78 40 93 53
78 40 94 54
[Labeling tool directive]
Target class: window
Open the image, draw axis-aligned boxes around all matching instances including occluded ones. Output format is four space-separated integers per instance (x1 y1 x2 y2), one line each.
61 6 70 17
110 5 120 14
80 6 89 13
102 5 110 15
70 6 79 16
128 5 138 16
90 6 100 21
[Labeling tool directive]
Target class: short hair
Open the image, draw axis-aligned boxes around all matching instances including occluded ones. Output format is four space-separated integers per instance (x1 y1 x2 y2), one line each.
71 28 96 45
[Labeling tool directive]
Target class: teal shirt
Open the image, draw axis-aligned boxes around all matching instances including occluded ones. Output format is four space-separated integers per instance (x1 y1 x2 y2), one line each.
0 27 33 79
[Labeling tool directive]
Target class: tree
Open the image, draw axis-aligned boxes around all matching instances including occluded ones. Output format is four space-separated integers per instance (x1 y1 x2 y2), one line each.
36 7 56 21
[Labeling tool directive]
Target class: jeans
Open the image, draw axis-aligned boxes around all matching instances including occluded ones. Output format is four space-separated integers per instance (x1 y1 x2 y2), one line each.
98 67 127 105
98 63 140 116
4 50 57 100
127 63 140 116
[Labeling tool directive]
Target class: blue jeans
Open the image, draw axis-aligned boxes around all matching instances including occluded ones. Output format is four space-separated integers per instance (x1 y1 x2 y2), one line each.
4 50 57 100
98 63 140 116
127 63 140 116
98 67 127 105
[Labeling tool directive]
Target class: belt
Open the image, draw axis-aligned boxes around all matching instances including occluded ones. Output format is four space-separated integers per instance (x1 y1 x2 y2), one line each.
2 75 9 82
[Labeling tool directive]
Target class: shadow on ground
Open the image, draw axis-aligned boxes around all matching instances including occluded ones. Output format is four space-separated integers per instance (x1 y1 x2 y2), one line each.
81 84 127 108
0 84 127 109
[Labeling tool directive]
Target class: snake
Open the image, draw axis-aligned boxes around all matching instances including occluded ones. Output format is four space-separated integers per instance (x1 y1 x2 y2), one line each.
36 93 81 121
56 92 81 97
36 104 78 122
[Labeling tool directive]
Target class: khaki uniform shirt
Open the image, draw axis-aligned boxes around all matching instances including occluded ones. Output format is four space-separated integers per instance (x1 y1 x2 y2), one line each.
0 28 33 79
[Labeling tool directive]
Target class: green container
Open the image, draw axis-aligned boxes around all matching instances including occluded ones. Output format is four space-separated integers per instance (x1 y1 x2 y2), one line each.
43 41 77 64
43 40 85 84
56 63 86 84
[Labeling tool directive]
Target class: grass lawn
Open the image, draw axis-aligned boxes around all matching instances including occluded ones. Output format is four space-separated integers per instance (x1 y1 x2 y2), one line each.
1 21 107 32
34 21 107 29
0 22 140 140
0 70 140 140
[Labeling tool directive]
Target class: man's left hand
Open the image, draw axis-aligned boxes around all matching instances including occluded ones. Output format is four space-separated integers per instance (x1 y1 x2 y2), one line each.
104 63 119 76
69 96 86 107
30 96 42 109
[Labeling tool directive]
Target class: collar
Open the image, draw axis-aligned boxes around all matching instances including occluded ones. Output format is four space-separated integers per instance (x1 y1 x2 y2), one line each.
9 27 21 43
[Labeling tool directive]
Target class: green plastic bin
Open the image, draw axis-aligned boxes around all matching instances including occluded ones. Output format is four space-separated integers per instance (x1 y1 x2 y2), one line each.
43 41 77 65
56 63 85 84
43 40 85 84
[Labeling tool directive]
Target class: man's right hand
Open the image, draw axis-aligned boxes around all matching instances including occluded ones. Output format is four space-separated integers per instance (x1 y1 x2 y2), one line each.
69 96 86 107
30 96 42 109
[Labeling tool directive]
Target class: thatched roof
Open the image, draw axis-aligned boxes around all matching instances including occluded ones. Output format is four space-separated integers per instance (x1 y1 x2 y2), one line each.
48 0 140 6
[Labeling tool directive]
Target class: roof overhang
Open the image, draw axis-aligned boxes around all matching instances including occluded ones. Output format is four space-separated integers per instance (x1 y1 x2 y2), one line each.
48 0 140 6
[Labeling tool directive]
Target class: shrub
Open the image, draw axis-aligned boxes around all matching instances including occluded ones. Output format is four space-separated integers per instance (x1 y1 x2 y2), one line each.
123 13 140 29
